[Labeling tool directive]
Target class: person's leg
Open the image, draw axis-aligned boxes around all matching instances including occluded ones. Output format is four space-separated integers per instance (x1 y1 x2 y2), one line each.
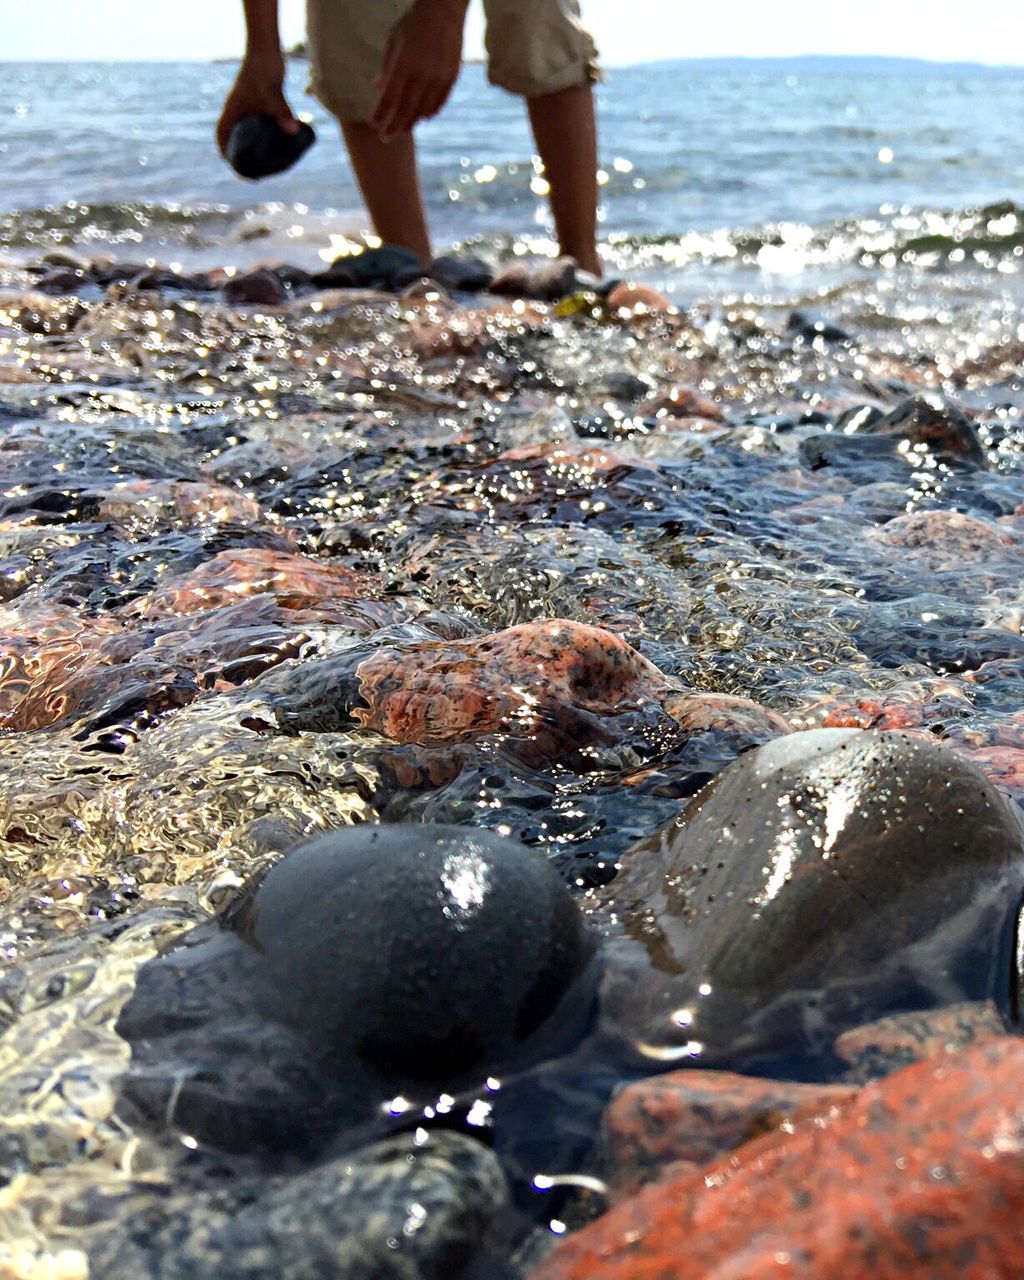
307 0 432 263
485 0 602 275
527 83 600 276
340 123 432 264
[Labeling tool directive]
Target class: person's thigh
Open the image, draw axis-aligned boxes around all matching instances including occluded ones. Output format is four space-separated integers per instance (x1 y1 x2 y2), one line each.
483 0 601 98
306 0 413 123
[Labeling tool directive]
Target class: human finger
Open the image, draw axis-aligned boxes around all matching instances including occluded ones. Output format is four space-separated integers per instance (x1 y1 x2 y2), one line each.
373 66 422 140
370 63 407 137
271 98 301 136
391 77 437 136
217 96 243 157
373 34 401 92
420 79 453 121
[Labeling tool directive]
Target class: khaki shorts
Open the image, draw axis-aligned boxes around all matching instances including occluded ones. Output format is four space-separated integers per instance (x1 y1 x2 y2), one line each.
306 0 600 123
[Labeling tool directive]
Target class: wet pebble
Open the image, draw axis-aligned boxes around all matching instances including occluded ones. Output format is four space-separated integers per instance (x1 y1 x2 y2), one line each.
787 308 852 344
313 244 423 291
430 253 494 293
864 391 988 468
602 1069 854 1198
833 1000 1006 1083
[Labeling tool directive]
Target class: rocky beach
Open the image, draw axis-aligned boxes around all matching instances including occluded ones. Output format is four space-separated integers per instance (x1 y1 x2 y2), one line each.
0 221 1022 1277
2 52 1024 1280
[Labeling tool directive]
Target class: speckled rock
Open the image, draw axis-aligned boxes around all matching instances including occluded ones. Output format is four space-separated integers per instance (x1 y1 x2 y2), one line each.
602 1070 854 1197
88 1130 507 1280
871 508 1014 556
834 1000 1006 1083
530 1037 1024 1280
250 619 787 778
126 547 379 619
347 620 788 779
594 729 1024 1074
117 824 599 1154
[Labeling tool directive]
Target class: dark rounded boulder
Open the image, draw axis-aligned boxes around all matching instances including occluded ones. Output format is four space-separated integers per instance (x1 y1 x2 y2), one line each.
595 730 1024 1074
222 823 599 1082
117 824 599 1154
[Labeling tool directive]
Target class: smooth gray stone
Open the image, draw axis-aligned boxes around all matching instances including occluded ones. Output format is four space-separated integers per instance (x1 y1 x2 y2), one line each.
595 729 1024 1074
222 824 599 1084
117 824 599 1155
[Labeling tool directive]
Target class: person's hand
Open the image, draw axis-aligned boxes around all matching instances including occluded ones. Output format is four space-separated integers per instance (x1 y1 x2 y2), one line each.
370 0 468 142
217 51 300 157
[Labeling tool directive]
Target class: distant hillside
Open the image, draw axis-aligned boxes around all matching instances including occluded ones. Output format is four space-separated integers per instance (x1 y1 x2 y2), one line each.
625 54 1023 75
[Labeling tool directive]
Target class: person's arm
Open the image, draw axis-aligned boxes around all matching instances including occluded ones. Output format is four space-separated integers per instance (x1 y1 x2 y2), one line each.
216 0 300 157
370 0 469 142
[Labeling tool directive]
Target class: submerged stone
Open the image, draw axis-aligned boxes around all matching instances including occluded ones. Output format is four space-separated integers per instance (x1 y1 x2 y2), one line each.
865 391 988 468
117 824 599 1153
89 1129 507 1280
532 1038 1024 1280
603 1069 854 1197
595 729 1024 1073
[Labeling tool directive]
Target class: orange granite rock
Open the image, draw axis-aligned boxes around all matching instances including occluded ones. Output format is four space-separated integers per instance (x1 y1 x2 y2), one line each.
128 547 378 619
352 619 676 745
531 1037 1024 1280
93 479 263 528
952 744 1024 799
869 509 1015 556
352 619 787 752
834 1001 1006 1083
602 1070 854 1198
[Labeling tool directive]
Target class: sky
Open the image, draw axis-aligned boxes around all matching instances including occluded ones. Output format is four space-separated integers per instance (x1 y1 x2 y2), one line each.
2 0 1022 66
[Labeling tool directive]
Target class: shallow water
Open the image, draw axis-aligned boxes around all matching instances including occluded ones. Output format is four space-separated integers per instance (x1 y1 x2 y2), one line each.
3 58 1024 296
0 231 1023 1268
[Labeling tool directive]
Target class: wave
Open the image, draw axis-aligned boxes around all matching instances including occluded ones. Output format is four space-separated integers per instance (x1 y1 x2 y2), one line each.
1 197 1022 286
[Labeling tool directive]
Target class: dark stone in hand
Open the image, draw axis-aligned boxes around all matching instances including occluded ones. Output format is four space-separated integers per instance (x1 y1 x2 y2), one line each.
226 114 316 180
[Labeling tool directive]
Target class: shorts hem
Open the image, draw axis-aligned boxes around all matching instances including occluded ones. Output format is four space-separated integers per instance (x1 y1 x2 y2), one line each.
487 54 603 99
307 75 376 124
